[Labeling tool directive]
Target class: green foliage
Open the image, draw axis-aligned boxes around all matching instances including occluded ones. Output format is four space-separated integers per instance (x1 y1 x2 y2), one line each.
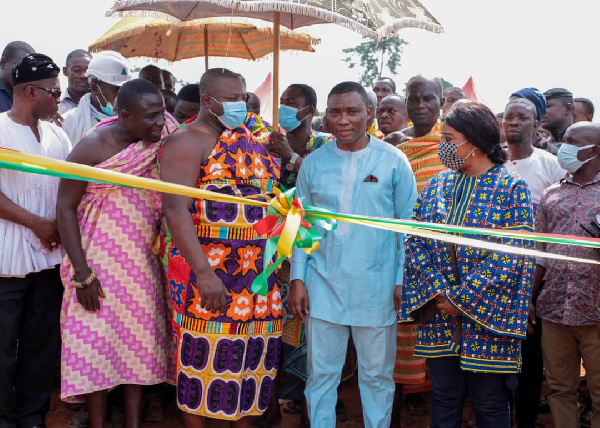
342 36 408 87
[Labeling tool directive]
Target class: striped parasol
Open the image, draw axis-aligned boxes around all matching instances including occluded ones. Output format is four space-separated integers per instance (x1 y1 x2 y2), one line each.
89 16 320 69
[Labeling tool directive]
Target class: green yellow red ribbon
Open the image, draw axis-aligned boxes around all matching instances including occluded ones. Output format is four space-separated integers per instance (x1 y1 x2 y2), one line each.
0 148 267 207
0 148 599 297
250 189 336 295
306 209 600 250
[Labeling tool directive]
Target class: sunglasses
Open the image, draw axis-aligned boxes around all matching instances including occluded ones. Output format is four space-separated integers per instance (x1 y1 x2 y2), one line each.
26 85 62 100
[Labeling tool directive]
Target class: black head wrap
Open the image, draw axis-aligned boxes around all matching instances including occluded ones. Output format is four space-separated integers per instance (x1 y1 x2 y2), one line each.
12 53 60 86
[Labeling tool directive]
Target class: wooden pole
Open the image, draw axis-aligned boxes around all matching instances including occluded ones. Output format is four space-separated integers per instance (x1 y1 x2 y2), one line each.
272 12 280 129
204 24 209 71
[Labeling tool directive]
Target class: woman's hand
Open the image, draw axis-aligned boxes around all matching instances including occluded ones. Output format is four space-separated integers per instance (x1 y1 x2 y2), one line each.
434 293 460 316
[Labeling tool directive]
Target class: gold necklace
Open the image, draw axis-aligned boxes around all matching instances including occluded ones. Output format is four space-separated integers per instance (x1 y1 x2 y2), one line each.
480 162 495 175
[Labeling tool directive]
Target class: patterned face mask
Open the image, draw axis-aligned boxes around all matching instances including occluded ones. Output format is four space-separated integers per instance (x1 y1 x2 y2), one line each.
438 139 470 170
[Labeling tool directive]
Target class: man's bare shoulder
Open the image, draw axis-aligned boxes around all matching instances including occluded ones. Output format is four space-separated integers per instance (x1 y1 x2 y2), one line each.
167 121 217 146
162 120 220 164
384 127 415 146
399 126 416 139
67 126 114 166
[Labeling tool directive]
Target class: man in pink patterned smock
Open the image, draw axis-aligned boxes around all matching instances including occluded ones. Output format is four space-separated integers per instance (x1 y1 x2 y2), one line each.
57 79 178 428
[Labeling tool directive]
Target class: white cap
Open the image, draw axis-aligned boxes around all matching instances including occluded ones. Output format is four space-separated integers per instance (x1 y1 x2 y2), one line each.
86 51 132 87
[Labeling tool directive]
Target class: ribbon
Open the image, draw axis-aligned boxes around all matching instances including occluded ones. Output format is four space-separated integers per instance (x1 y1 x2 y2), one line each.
306 208 600 250
0 148 599 297
251 189 336 295
0 148 267 207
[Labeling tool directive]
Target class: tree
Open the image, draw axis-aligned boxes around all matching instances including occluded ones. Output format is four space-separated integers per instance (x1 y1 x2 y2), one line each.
342 36 408 87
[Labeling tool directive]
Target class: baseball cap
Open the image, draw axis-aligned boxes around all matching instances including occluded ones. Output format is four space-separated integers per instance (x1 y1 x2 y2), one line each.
86 51 132 87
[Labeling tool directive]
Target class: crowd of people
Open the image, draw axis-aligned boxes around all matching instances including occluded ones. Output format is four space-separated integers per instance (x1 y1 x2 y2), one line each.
0 38 599 428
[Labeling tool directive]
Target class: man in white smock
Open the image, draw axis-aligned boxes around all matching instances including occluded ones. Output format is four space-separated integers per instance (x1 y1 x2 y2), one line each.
0 54 71 428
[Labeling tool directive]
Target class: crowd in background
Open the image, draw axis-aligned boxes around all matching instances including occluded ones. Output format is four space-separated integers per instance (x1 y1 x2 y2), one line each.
0 40 599 428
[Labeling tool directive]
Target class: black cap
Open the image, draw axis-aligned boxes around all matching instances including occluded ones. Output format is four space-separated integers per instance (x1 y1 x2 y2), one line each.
12 53 60 86
543 88 573 101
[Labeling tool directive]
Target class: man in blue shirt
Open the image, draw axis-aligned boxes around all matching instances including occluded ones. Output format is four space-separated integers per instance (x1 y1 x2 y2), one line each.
0 41 35 113
289 81 417 427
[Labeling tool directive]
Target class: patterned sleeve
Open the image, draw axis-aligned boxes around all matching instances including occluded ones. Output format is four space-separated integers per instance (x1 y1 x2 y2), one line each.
400 178 452 321
310 132 333 153
534 187 549 267
445 179 535 338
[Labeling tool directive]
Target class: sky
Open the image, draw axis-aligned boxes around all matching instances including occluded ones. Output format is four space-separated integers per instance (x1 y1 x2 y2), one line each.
2 0 600 116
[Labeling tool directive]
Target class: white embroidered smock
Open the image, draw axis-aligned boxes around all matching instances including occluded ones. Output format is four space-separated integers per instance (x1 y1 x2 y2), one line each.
0 112 71 277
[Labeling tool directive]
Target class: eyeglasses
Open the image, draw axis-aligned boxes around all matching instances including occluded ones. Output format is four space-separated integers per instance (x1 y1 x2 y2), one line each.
26 85 62 100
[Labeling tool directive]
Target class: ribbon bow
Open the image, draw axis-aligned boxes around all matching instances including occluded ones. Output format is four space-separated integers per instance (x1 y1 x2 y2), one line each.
251 188 336 295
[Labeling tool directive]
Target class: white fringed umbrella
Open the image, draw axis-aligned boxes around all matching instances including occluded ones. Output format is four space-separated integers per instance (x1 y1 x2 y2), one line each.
108 0 442 41
108 0 443 126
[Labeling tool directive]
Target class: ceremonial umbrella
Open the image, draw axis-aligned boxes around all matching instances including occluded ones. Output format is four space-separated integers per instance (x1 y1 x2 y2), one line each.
89 16 320 71
108 0 443 125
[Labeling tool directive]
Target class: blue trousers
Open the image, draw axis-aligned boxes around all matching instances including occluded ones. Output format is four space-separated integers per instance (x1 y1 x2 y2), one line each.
428 357 511 428
304 316 396 428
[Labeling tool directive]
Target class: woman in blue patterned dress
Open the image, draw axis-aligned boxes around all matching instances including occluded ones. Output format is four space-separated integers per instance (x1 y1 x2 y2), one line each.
400 103 535 428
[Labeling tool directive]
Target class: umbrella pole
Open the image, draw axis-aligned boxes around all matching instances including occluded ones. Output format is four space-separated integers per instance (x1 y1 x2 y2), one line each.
272 12 280 129
204 25 209 71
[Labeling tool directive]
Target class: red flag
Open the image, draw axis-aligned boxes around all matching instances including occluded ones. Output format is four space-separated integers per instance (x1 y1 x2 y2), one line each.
253 72 272 122
462 76 478 102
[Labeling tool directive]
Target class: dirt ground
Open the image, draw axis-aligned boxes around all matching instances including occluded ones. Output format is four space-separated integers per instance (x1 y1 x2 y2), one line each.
46 373 561 428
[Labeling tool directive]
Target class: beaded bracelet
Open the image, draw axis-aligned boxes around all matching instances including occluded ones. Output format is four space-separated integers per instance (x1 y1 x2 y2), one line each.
71 268 97 289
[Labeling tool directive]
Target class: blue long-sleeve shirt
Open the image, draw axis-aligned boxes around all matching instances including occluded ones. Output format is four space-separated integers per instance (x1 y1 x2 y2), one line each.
290 136 417 326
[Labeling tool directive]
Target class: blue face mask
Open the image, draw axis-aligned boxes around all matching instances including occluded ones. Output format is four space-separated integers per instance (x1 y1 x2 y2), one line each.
557 143 597 173
278 104 309 131
96 86 114 116
209 96 247 129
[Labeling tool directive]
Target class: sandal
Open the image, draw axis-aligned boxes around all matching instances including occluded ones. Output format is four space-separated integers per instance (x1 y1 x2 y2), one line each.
67 406 89 428
282 400 302 415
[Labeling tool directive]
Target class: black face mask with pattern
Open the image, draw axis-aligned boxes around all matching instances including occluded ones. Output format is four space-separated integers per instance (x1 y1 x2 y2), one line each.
438 139 472 170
